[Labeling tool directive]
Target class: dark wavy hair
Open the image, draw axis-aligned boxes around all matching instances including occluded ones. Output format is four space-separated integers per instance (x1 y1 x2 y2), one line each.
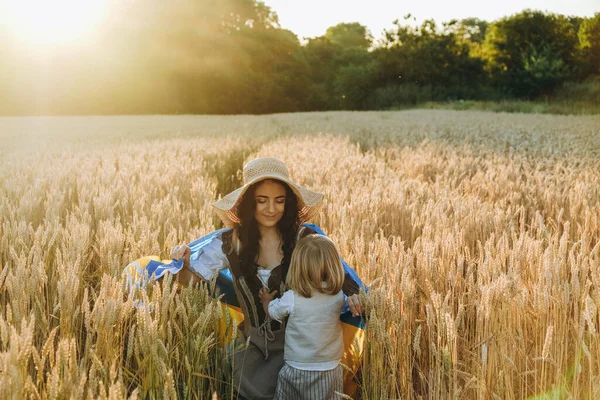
236 179 300 281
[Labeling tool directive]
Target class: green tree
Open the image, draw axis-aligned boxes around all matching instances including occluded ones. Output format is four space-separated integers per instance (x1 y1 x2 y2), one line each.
235 28 311 113
303 22 374 110
371 18 487 107
302 37 340 110
456 18 489 44
324 22 373 50
334 62 378 109
482 10 579 97
521 42 568 96
578 13 600 76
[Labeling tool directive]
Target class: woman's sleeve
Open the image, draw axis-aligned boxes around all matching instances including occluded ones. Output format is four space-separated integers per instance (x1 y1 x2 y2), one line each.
188 235 230 281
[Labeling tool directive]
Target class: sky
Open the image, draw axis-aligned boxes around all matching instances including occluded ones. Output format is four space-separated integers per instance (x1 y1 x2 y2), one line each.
263 0 599 40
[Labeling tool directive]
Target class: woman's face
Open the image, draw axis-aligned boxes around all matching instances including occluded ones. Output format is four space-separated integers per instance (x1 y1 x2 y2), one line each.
253 180 286 228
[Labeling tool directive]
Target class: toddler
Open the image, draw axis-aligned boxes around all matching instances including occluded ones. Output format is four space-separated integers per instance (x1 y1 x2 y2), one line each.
259 234 346 400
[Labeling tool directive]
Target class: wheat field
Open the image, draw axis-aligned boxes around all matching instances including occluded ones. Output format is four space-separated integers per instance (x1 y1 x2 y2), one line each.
1 110 599 399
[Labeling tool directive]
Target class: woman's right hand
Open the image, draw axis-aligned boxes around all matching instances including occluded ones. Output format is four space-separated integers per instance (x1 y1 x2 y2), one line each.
170 244 191 269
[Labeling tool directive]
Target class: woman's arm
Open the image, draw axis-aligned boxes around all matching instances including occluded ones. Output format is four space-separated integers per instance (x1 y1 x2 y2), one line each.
169 230 233 287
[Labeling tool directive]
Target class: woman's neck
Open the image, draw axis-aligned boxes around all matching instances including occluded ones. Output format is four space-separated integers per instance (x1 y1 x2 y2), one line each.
258 224 280 242
256 224 283 269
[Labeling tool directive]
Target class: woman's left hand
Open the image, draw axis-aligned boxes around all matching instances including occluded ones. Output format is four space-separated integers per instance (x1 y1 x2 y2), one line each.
347 294 363 317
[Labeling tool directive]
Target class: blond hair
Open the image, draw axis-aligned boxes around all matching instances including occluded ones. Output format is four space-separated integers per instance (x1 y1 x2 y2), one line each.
286 234 345 298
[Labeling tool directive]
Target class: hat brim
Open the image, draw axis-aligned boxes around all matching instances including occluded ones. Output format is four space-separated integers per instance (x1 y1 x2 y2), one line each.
212 176 324 228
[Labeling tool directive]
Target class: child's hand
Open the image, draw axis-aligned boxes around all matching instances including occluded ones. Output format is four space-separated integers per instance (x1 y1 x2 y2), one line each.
258 287 277 303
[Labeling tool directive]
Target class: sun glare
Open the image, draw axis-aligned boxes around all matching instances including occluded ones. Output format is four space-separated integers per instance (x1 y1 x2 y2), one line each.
1 0 109 47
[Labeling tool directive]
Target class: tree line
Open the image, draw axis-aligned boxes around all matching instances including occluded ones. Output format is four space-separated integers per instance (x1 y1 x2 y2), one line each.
1 0 598 115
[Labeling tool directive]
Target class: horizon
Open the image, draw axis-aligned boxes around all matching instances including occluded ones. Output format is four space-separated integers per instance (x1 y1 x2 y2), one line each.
0 1 597 50
263 0 599 39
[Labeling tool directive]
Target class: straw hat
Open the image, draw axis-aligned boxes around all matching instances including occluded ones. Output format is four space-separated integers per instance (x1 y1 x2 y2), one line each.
212 157 324 228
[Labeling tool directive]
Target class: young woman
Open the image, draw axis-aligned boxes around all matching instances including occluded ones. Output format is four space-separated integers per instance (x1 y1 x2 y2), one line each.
259 234 347 400
169 157 363 399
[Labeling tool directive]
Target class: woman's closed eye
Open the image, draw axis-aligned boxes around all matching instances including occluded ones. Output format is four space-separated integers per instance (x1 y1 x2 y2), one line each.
256 197 286 204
